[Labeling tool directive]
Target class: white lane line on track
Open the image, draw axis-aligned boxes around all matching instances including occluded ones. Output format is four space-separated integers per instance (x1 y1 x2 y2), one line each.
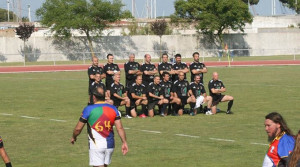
209 138 235 142
250 142 268 146
20 116 40 119
140 130 162 134
175 134 200 138
49 119 67 122
0 113 13 116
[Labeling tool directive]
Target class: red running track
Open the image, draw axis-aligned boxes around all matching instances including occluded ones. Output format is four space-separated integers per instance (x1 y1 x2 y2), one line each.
0 60 300 73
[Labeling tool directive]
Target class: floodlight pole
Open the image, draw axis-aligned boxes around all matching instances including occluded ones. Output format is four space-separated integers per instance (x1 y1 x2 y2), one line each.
28 4 31 22
7 0 10 22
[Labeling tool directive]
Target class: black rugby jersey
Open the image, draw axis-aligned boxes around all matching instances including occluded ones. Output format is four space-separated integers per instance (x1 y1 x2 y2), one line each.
129 83 146 99
110 82 125 101
190 82 206 97
172 79 190 97
147 82 161 102
158 62 173 80
141 63 156 84
88 65 104 90
103 63 120 87
124 61 140 83
189 61 206 83
172 62 188 81
160 80 172 98
208 79 225 97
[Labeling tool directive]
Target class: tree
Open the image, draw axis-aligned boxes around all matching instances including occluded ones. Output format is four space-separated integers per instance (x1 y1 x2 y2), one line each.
36 0 132 58
15 23 35 62
279 0 300 13
242 0 259 5
173 0 253 47
0 8 18 22
151 19 168 60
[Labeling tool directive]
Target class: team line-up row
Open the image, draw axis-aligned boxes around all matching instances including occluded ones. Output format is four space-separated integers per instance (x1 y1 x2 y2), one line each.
87 52 234 117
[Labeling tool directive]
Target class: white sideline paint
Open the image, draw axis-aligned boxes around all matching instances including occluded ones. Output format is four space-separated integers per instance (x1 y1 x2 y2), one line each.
175 134 200 138
251 142 269 146
0 113 13 116
124 127 130 130
49 119 67 122
209 138 235 142
21 116 40 119
140 130 162 134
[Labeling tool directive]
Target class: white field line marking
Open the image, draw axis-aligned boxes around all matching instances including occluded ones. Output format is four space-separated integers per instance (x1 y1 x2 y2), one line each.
251 142 269 146
49 119 67 122
124 127 130 130
20 116 40 119
209 138 235 142
0 113 13 116
175 134 200 138
140 130 162 134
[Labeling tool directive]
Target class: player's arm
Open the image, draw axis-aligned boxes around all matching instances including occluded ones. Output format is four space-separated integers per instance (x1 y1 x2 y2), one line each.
131 93 144 100
188 89 194 97
71 121 86 144
144 70 158 75
149 92 163 100
114 120 128 155
191 68 207 75
113 93 125 100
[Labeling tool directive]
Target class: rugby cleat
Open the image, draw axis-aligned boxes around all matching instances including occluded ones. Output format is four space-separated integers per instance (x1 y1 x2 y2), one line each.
125 115 133 118
139 114 147 118
226 110 233 114
206 110 213 115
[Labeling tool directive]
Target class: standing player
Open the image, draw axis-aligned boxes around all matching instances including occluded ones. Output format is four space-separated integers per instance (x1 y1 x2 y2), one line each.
172 54 189 81
88 56 105 105
189 75 212 116
103 54 120 90
71 87 128 167
90 73 113 105
160 72 181 116
158 53 175 81
207 72 234 115
124 53 142 89
189 52 207 83
147 75 169 117
0 136 12 167
140 54 158 87
110 74 132 118
172 72 195 116
128 75 148 118
263 112 295 167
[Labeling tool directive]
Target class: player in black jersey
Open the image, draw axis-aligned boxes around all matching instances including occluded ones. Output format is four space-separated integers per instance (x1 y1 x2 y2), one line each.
172 72 196 116
172 54 189 81
110 74 132 118
0 136 12 167
160 72 181 116
128 75 148 118
90 73 113 105
124 53 142 89
87 57 105 104
158 53 175 81
207 72 234 115
189 75 212 116
103 54 120 90
189 52 207 83
147 75 169 117
140 54 158 87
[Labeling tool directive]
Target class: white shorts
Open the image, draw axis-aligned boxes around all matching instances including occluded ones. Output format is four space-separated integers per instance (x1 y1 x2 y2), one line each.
195 96 204 109
89 148 114 166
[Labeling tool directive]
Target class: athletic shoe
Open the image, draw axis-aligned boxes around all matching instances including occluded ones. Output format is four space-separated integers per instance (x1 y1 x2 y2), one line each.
139 114 147 118
125 115 132 118
206 110 213 115
189 112 195 116
226 110 233 114
160 113 165 117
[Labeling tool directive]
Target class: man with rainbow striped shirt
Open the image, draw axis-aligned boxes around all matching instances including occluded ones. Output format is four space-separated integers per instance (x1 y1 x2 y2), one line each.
71 87 128 167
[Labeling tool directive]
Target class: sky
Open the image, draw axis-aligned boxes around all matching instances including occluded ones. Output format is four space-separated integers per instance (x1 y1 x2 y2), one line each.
0 0 297 21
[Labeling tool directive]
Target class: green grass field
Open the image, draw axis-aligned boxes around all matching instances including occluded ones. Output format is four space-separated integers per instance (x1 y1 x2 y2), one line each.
0 66 300 167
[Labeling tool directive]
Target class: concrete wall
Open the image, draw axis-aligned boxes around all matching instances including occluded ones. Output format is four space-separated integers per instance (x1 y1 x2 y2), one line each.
0 30 300 62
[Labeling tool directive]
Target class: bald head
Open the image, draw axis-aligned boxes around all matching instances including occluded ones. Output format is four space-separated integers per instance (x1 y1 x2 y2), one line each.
178 71 185 81
92 56 99 66
212 72 219 80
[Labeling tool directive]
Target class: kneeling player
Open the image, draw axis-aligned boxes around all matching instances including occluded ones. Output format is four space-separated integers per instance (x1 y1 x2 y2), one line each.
207 72 234 115
189 75 212 116
172 72 196 116
90 73 113 105
128 75 148 118
110 74 133 118
0 136 12 167
147 75 169 117
160 72 181 116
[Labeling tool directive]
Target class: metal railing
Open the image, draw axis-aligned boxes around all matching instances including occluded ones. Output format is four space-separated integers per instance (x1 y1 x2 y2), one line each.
0 49 299 66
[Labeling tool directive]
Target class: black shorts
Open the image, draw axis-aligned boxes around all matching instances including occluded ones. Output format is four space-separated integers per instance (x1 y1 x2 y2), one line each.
212 95 225 106
148 100 159 110
113 99 122 107
179 96 188 105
